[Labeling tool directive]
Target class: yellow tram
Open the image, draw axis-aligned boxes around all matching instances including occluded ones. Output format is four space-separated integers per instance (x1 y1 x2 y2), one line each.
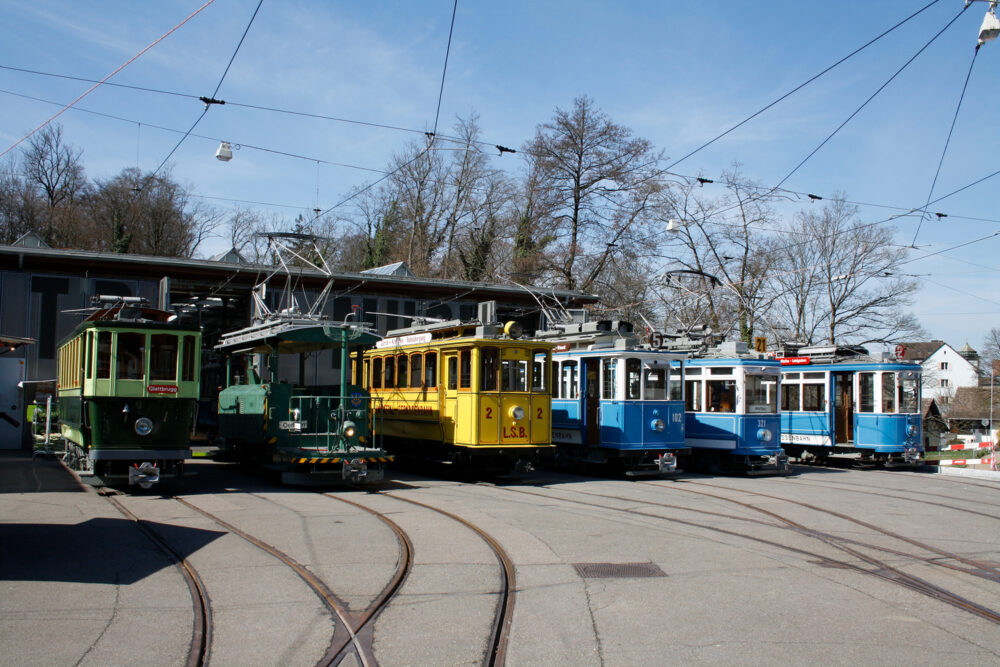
361 314 554 468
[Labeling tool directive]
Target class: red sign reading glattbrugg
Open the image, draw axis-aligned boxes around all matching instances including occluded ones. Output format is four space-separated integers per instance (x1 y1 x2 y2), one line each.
147 384 179 394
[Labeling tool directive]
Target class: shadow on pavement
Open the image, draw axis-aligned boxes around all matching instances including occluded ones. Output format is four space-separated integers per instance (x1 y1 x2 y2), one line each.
0 517 225 584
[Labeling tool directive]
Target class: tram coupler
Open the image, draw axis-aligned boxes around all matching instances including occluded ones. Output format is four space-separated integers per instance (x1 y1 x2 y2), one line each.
343 458 369 482
657 452 678 474
128 462 160 489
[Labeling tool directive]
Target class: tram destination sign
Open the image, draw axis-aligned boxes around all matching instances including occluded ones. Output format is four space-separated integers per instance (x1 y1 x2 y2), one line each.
375 332 433 349
778 357 811 366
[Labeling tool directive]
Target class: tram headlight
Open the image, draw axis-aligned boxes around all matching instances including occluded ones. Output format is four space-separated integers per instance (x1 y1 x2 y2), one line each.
907 424 918 436
757 428 773 443
650 418 666 432
510 406 526 420
342 421 357 439
134 417 154 436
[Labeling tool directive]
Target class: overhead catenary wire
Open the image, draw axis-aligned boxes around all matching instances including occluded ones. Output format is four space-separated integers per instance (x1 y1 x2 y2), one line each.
910 42 981 247
148 0 264 181
0 0 219 160
665 0 945 171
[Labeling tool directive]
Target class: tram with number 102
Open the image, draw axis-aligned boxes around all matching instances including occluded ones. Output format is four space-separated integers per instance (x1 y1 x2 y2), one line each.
534 319 688 476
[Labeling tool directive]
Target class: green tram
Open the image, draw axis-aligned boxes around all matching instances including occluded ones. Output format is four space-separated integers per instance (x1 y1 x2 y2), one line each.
216 316 392 485
58 296 201 489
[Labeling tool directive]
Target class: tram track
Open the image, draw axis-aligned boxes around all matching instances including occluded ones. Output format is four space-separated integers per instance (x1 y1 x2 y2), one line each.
174 493 413 667
477 479 1000 626
362 490 516 667
101 491 212 667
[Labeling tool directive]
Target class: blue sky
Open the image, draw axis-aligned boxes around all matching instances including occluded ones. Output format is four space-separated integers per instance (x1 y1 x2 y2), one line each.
1 1 998 351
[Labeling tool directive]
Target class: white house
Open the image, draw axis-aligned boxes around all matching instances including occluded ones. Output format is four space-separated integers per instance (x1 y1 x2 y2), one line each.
897 340 980 404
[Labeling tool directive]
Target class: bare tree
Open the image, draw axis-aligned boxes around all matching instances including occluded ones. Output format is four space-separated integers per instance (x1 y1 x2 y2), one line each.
21 124 89 246
523 96 664 291
775 197 922 344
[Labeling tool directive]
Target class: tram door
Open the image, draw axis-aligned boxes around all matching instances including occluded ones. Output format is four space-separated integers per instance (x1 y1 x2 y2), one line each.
833 372 854 445
442 352 458 444
584 358 601 445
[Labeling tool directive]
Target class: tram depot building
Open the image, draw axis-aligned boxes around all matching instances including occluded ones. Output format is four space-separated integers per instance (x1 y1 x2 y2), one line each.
0 242 596 451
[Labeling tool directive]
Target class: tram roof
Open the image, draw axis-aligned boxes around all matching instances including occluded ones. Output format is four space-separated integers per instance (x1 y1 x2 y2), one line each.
215 318 380 354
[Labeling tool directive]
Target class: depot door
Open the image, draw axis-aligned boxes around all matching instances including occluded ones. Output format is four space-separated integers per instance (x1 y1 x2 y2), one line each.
833 372 853 445
584 358 600 445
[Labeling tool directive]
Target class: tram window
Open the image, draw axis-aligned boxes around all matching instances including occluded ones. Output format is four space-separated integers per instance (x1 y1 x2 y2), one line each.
644 366 666 401
85 333 94 379
802 384 825 411
552 362 561 398
781 383 800 411
447 356 458 390
532 350 549 392
116 332 145 380
397 355 408 389
502 358 528 391
881 372 895 413
685 380 702 411
364 359 371 387
425 352 438 388
746 374 778 413
410 354 423 388
602 359 617 400
97 331 112 378
182 336 196 381
803 372 825 380
898 373 919 413
372 358 383 389
480 347 499 391
669 362 683 401
561 361 579 399
784 372 800 380
384 356 396 388
710 367 733 376
706 379 736 412
858 373 875 412
150 334 178 381
685 367 702 375
626 358 641 400
460 350 472 389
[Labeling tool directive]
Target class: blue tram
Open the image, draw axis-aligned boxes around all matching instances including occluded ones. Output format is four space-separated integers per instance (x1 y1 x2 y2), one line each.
672 338 788 475
777 344 922 466
536 320 687 476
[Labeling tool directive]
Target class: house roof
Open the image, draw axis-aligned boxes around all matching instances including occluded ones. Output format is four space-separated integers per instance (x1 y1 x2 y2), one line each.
896 340 945 362
945 386 1000 420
